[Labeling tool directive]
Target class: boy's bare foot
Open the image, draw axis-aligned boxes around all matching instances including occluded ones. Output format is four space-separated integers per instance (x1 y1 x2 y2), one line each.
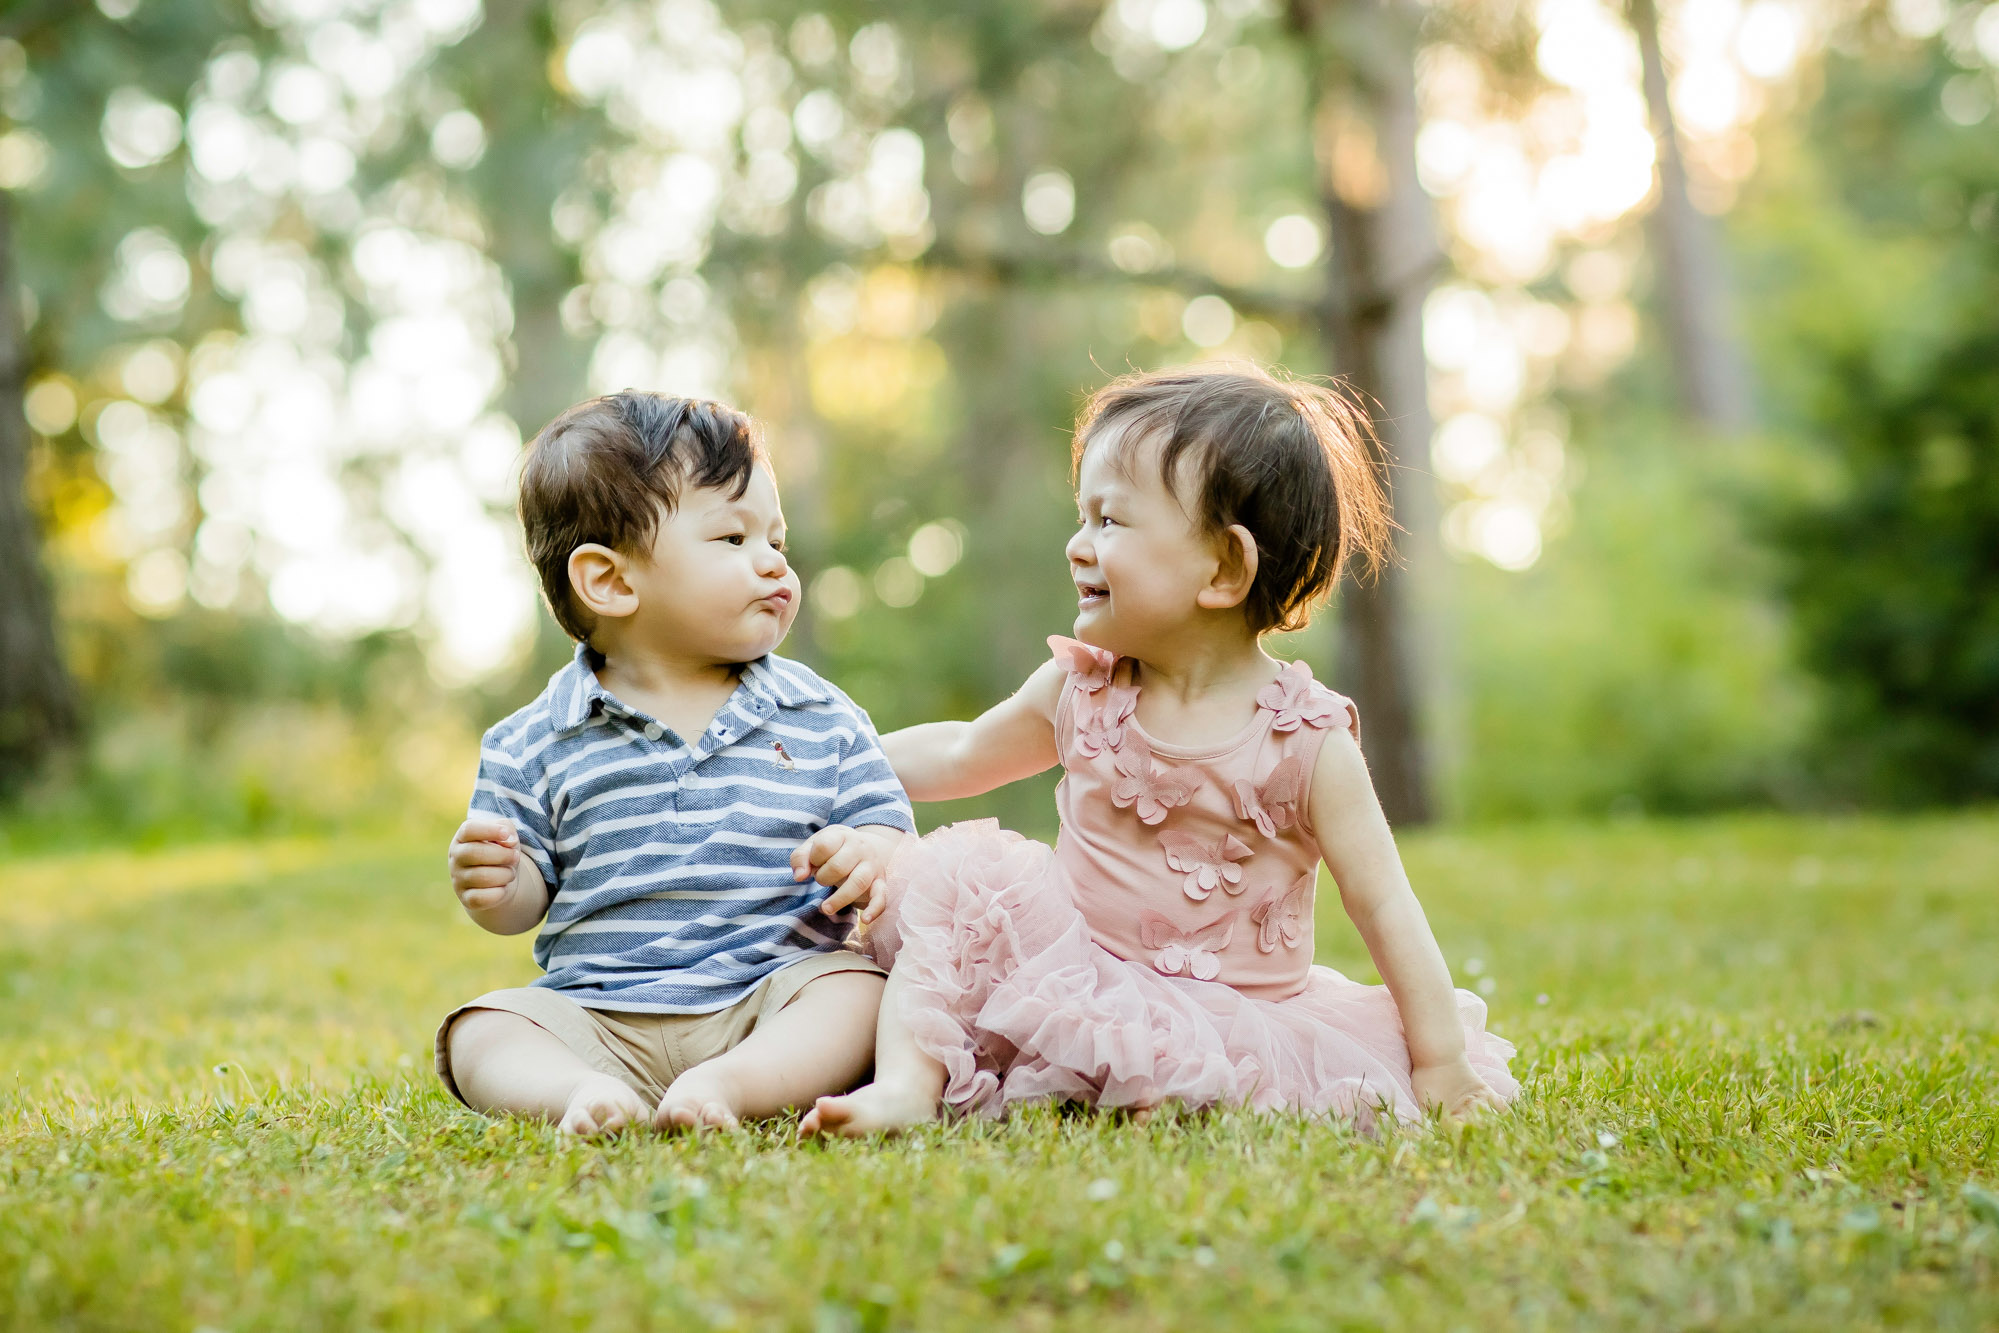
653 1064 742 1132
559 1073 653 1137
798 1081 940 1138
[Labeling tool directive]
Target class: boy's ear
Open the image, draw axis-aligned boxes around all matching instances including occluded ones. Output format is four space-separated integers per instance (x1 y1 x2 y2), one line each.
568 544 639 621
1196 523 1259 612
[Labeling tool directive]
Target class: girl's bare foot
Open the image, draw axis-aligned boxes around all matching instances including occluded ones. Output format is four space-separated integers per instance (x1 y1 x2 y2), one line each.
559 1073 653 1137
653 1064 742 1132
798 1081 940 1138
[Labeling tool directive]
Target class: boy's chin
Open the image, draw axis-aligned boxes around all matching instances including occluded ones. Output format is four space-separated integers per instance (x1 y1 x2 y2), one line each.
731 621 792 662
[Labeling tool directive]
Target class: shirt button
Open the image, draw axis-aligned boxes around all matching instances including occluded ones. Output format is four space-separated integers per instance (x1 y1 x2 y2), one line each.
643 723 663 741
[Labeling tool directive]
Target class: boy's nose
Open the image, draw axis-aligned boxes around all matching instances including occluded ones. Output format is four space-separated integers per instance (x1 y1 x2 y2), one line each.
1065 527 1091 564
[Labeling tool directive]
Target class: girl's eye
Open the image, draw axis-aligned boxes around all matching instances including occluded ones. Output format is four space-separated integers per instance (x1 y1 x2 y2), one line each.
722 534 745 545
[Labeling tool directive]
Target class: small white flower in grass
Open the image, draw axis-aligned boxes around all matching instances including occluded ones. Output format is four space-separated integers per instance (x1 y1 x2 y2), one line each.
1597 1130 1620 1149
1102 1240 1125 1263
1536 993 1551 1006
1193 1245 1217 1267
1477 976 1497 996
1086 1177 1118 1202
1463 957 1485 976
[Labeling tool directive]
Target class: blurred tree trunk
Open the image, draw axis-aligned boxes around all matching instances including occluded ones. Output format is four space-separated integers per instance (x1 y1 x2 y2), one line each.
0 188 78 785
1628 0 1754 430
1291 0 1439 826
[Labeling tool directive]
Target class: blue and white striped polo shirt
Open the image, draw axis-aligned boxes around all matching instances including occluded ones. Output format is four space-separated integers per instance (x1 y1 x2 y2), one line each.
469 646 914 1013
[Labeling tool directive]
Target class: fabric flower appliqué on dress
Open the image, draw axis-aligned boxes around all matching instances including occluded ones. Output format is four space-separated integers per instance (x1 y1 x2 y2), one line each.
1158 830 1254 901
1250 872 1313 954
1075 684 1137 758
1256 661 1341 734
1047 635 1116 694
1111 732 1196 825
1139 911 1236 981
1232 755 1306 837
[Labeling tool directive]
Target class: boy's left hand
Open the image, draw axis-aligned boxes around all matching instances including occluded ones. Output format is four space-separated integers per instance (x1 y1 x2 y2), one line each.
792 824 908 922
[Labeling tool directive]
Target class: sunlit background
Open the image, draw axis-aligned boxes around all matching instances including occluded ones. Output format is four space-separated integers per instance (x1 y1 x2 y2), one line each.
3 0 1997 838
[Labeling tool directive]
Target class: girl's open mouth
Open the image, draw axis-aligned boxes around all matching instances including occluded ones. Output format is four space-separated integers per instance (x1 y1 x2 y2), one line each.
1076 583 1109 608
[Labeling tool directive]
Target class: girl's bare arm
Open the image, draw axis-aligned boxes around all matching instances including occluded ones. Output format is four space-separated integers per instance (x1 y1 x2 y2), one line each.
1307 729 1503 1115
881 659 1066 802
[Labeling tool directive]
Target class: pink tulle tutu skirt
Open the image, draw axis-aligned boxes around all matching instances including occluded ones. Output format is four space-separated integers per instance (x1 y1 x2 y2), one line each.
861 821 1519 1130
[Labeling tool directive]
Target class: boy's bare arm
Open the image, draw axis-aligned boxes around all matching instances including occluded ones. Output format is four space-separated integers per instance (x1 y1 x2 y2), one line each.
449 817 552 936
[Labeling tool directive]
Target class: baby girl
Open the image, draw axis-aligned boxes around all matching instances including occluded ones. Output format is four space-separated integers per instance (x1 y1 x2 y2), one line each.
805 363 1518 1134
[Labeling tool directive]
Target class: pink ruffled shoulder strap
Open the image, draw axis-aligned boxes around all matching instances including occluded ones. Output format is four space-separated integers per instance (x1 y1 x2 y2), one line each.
1046 635 1131 762
1255 658 1359 744
1046 635 1117 691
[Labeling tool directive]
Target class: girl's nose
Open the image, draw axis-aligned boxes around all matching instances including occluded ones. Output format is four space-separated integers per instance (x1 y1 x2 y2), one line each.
1065 525 1091 565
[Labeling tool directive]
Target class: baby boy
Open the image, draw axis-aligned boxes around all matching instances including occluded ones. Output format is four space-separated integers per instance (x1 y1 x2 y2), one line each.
437 391 910 1135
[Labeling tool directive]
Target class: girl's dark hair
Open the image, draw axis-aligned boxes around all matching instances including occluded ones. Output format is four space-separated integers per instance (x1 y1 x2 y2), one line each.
1075 363 1391 634
519 392 762 644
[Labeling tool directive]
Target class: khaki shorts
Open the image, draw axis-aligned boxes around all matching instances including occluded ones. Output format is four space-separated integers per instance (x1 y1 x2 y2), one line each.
434 949 885 1107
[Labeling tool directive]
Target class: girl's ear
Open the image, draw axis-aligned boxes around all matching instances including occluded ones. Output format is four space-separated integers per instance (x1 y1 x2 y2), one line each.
1196 524 1260 612
568 544 639 621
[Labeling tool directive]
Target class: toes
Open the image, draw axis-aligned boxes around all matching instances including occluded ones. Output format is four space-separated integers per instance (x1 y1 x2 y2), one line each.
563 1105 612 1137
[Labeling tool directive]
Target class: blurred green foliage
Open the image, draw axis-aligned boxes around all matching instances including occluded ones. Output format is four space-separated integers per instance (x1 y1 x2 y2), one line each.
5 1 1998 848
1735 23 1999 806
1449 418 1807 820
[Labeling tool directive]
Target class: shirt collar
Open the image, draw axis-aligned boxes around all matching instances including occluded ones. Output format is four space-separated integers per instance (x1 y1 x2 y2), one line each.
548 645 615 733
741 653 835 709
548 645 831 733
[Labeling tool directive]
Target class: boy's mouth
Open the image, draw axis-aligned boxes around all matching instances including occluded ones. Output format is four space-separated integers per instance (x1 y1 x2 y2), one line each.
757 587 794 610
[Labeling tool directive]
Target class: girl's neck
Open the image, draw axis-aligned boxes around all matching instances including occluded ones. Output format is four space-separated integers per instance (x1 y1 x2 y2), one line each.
1116 625 1277 751
1126 621 1275 707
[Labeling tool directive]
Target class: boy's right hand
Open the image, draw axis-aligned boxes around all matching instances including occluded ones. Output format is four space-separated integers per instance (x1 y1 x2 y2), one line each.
450 817 520 911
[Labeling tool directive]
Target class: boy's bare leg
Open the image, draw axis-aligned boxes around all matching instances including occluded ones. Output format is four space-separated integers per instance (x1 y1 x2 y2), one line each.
798 967 947 1138
654 970 884 1132
447 1008 651 1137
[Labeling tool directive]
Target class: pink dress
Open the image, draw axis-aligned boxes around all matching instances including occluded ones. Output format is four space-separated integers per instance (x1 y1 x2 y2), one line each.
865 637 1517 1129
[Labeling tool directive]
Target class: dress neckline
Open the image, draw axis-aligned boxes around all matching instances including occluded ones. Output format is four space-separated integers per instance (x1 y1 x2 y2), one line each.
1116 657 1296 762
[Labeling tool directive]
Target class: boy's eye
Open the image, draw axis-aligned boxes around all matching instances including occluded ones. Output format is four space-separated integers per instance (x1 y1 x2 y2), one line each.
721 534 745 545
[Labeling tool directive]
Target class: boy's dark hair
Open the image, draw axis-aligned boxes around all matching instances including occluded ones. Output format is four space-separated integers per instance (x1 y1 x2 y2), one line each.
1075 363 1392 635
520 391 763 645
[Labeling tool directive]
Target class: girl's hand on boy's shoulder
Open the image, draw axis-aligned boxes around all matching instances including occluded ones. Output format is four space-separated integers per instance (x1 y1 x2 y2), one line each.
449 816 520 910
793 824 909 923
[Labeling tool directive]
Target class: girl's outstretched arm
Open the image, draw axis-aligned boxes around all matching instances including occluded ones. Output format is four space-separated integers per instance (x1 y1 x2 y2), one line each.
882 659 1066 802
1308 728 1505 1117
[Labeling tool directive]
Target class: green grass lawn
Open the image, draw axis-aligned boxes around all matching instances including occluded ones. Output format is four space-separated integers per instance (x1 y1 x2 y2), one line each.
4 813 1997 1331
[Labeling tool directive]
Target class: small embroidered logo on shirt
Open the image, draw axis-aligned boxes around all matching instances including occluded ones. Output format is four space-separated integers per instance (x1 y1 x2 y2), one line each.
772 741 796 769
